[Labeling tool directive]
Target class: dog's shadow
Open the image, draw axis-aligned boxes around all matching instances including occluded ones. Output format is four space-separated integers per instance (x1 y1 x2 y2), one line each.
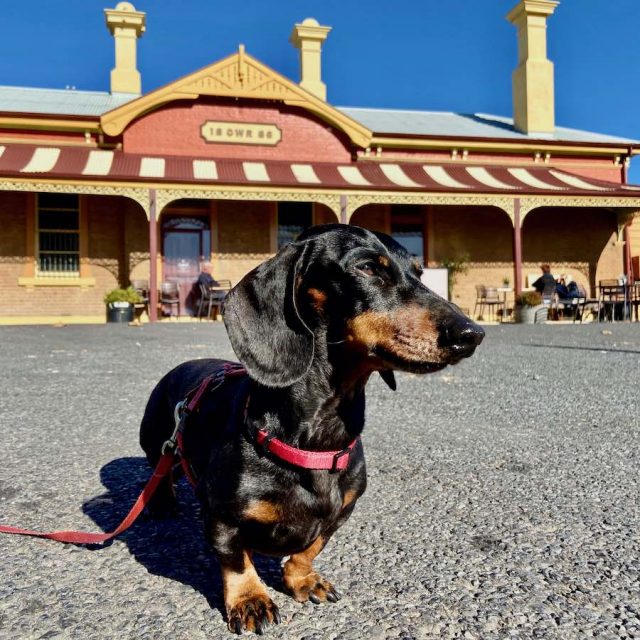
82 457 283 618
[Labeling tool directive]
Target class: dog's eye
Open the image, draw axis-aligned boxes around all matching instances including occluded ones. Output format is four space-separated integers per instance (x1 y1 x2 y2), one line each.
357 262 377 277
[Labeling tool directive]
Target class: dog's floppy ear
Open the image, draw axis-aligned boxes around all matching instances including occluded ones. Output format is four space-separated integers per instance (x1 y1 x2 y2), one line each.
223 242 314 387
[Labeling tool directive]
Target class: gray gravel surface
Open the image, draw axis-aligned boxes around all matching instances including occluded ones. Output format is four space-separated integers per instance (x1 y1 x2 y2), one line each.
1 322 639 640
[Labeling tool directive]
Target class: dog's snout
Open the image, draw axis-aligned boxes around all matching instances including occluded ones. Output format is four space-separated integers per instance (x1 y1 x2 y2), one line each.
441 319 485 358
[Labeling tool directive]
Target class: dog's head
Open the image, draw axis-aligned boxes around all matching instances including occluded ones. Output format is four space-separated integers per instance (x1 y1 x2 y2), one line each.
223 224 484 387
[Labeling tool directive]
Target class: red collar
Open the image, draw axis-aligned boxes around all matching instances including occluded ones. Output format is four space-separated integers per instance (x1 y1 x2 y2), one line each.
177 362 361 474
250 425 360 472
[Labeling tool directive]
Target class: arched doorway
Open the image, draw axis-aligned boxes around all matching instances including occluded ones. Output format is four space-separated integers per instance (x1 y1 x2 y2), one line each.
162 200 211 315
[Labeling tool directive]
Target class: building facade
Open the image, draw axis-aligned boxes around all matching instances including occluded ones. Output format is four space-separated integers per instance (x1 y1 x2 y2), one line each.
0 1 639 324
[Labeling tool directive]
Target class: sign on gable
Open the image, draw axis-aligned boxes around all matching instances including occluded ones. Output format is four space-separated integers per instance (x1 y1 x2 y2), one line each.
201 121 282 146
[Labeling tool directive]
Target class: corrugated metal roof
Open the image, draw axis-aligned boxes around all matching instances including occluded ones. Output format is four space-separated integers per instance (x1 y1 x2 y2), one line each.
0 84 634 146
339 107 638 145
0 85 138 117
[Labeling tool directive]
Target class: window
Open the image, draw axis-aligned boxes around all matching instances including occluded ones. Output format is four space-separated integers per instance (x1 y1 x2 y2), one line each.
390 205 424 266
277 202 312 249
37 193 80 275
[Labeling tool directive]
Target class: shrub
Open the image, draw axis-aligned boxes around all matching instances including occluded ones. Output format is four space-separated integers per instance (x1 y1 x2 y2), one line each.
515 291 542 307
439 253 470 299
104 286 142 305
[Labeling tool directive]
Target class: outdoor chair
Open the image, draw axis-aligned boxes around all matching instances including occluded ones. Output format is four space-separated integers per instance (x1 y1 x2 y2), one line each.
597 279 628 322
629 281 640 322
197 279 231 320
130 279 150 322
554 282 587 322
159 281 180 318
560 283 598 323
473 285 504 322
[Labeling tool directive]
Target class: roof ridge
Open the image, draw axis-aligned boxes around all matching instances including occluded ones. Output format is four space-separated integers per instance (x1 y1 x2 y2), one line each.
339 106 462 116
0 84 119 97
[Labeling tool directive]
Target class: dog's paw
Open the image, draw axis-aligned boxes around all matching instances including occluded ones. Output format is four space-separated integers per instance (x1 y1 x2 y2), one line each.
284 572 342 604
227 594 281 635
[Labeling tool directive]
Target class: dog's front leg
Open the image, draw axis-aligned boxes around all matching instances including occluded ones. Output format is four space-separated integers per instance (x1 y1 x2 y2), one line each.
283 535 342 604
283 493 360 604
210 521 281 635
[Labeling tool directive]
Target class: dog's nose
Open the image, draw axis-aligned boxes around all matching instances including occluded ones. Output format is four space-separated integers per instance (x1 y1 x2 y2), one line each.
441 319 485 358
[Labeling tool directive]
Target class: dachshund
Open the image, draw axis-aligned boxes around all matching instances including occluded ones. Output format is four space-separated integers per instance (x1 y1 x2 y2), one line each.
139 223 484 634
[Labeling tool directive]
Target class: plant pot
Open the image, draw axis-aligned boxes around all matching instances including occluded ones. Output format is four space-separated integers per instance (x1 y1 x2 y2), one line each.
106 301 134 323
514 304 544 324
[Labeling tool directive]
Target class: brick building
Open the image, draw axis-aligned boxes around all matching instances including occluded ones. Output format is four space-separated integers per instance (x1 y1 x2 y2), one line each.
1 0 639 324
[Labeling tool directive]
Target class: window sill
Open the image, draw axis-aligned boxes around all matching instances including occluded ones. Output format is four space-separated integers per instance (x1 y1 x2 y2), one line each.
18 277 96 288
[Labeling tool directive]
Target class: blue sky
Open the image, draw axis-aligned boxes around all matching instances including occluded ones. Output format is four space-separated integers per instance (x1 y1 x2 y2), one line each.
2 0 639 181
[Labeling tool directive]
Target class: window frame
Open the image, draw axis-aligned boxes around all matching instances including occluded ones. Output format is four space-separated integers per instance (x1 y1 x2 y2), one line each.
18 192 94 288
36 193 81 277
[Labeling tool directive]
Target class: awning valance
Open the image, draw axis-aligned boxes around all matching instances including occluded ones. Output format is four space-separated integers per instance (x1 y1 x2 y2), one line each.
0 143 639 197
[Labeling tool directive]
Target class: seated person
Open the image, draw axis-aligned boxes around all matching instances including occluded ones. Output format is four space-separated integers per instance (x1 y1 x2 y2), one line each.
555 275 569 299
566 280 582 298
532 264 556 294
197 261 220 288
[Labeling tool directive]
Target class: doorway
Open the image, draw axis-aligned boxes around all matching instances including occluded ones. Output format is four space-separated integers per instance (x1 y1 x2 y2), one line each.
162 206 211 315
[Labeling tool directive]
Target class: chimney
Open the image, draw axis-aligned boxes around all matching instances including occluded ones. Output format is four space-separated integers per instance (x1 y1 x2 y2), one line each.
289 18 331 101
104 2 146 94
506 0 559 134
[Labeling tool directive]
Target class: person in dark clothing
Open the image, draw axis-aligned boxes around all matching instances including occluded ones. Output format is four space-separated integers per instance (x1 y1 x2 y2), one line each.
555 275 569 299
190 262 222 317
197 261 219 288
532 263 556 294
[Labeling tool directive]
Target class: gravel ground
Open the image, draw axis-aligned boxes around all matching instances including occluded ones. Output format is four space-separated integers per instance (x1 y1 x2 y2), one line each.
0 322 639 640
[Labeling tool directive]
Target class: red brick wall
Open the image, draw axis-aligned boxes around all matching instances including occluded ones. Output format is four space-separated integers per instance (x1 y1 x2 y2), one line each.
347 203 622 316
0 190 626 322
123 98 353 163
0 192 28 316
215 200 272 284
0 193 150 319
522 207 620 294
428 206 513 313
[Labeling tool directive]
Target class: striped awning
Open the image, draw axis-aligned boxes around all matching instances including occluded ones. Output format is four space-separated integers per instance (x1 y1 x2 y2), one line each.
1 143 639 196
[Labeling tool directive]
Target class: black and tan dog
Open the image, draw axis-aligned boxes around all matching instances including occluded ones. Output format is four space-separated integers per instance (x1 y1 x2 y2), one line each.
139 224 484 634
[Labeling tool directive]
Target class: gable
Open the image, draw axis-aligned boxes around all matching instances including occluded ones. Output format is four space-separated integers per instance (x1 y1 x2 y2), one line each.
101 47 371 149
122 98 355 162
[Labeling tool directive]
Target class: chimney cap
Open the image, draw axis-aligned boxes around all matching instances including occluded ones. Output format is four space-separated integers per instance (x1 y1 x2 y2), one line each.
290 18 331 47
506 0 559 24
105 2 146 36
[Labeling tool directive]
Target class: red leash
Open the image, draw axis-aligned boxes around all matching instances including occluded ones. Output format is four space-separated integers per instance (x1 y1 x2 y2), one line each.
0 362 247 546
0 361 361 544
0 453 174 544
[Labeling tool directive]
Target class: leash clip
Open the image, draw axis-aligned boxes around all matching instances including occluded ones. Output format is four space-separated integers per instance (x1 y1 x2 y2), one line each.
161 399 188 455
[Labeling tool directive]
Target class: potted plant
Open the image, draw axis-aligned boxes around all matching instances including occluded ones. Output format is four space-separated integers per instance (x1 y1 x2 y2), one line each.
104 286 142 323
513 290 544 324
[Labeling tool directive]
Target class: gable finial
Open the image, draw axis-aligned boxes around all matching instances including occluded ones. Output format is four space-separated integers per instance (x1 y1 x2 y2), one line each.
238 44 246 85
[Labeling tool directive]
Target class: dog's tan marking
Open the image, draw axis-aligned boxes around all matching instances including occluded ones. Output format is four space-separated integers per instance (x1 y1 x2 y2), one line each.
307 287 328 312
243 500 282 524
222 550 278 633
283 537 339 603
378 255 390 267
347 307 442 363
342 489 358 509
